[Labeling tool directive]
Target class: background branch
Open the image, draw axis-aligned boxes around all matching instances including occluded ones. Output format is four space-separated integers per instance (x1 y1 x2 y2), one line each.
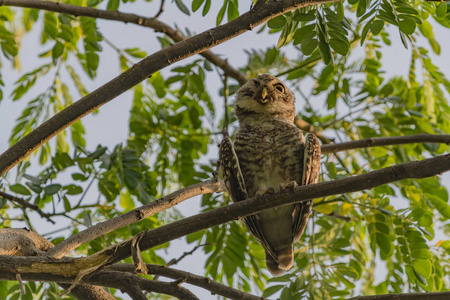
0 191 54 224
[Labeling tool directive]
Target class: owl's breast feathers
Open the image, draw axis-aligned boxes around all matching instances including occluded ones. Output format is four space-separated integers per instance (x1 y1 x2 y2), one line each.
234 120 305 197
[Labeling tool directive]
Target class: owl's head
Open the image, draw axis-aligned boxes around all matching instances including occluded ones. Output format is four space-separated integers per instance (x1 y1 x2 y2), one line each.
235 74 295 124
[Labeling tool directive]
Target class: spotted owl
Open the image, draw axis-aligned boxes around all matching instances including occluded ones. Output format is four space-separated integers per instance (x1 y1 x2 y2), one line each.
219 74 321 276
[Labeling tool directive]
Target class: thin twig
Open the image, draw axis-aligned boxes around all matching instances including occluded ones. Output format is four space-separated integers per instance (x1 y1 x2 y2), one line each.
153 243 211 280
153 0 165 19
0 191 55 224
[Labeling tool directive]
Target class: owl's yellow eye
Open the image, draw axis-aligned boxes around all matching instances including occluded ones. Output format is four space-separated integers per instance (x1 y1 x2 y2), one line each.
274 83 285 93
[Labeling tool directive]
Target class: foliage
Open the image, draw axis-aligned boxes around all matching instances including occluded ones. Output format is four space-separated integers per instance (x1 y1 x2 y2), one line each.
0 0 450 299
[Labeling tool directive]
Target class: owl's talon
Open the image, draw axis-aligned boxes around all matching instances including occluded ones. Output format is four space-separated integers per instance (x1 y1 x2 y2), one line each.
266 187 275 194
289 181 298 189
256 191 263 199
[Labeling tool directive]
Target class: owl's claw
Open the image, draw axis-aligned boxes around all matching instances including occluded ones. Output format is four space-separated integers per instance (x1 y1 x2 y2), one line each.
256 187 276 198
279 181 298 191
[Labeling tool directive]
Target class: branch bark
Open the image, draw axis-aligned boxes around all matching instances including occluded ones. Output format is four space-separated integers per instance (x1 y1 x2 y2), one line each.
0 0 247 85
91 153 450 267
321 133 450 154
348 292 450 300
0 0 338 176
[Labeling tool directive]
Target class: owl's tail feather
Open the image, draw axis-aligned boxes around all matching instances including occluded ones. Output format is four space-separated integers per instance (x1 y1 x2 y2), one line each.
265 246 294 276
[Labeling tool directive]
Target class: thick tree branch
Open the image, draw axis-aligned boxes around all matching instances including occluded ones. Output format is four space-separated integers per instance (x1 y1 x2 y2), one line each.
0 191 55 224
90 153 450 266
0 264 199 300
348 292 450 300
321 133 450 154
109 263 263 300
46 179 223 258
58 284 117 300
0 0 338 176
0 0 247 84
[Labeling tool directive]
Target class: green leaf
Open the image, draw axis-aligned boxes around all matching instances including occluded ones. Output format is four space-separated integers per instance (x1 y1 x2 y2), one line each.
301 38 318 55
318 34 332 65
44 184 62 195
370 19 384 35
399 18 416 34
192 0 205 12
262 285 285 297
10 184 31 196
267 15 286 29
413 259 432 278
52 41 64 60
428 194 450 219
375 233 392 255
330 37 349 55
411 249 432 260
175 0 190 15
63 196 71 211
202 0 211 16
63 184 83 195
107 0 119 11
293 13 316 22
337 2 344 21
436 2 447 18
293 24 316 45
227 0 239 21
216 1 227 25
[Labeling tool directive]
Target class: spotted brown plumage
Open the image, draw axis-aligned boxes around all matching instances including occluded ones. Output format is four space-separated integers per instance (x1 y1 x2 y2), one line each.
219 74 321 276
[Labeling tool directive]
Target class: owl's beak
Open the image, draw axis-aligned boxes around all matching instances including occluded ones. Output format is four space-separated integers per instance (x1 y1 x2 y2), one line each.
260 87 270 104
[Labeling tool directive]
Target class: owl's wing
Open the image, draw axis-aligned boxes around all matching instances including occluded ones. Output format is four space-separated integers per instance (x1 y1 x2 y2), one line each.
219 135 248 202
292 133 321 242
219 135 277 259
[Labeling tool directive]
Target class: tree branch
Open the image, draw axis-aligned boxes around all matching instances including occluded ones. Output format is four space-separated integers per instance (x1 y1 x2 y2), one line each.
58 284 117 300
90 153 450 267
348 292 450 300
0 264 199 300
321 133 450 154
0 0 247 85
109 263 263 300
0 191 55 224
0 0 338 176
45 180 223 258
